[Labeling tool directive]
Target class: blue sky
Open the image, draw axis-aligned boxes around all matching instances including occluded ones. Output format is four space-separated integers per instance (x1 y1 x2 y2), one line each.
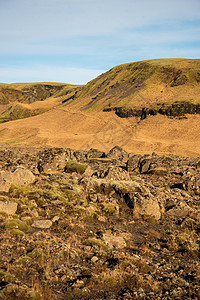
0 0 200 84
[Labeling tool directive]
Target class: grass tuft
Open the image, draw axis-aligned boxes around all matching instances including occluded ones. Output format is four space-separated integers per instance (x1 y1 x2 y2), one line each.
65 160 88 174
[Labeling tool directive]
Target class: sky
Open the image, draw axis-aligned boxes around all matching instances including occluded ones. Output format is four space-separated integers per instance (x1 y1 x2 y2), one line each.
0 0 200 84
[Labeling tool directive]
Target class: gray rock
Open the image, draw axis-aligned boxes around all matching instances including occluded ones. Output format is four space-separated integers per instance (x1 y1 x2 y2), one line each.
86 148 105 159
139 157 152 173
126 155 140 172
38 148 69 173
134 195 161 220
91 256 99 263
149 167 168 176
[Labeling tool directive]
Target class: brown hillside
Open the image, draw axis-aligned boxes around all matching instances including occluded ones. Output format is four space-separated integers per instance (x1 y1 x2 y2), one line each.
0 82 79 104
0 108 200 157
0 59 200 157
65 58 200 115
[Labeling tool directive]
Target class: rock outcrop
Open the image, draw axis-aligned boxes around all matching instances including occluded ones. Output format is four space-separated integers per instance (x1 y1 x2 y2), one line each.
0 145 199 300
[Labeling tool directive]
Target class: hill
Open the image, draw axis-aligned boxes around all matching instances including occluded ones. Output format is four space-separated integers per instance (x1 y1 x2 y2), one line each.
0 82 80 123
0 59 200 157
65 58 200 118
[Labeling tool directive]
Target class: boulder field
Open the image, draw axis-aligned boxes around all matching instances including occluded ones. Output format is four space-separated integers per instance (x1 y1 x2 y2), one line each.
0 146 199 299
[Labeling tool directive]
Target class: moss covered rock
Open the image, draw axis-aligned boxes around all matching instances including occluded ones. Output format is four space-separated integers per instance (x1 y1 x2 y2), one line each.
65 160 88 174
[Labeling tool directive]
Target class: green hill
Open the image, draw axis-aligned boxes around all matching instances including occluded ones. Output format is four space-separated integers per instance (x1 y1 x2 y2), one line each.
64 58 200 117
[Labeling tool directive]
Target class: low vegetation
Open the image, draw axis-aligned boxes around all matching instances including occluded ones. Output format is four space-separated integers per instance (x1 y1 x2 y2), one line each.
0 104 46 123
64 58 200 114
65 160 88 174
0 146 199 299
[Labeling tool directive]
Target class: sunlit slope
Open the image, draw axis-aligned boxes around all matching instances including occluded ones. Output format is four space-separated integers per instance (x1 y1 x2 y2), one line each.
0 59 200 157
0 82 79 104
0 108 200 157
64 58 200 112
0 82 81 122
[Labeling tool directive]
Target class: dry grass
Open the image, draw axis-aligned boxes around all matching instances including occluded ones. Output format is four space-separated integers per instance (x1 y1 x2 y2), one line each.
0 59 200 157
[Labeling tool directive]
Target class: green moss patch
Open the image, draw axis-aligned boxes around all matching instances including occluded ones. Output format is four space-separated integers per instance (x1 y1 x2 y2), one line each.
5 219 29 232
0 271 15 283
65 160 88 174
10 229 25 236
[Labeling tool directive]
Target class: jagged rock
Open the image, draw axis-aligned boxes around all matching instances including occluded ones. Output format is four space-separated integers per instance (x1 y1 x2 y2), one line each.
52 216 60 223
185 177 200 195
149 167 168 176
126 155 140 172
30 209 39 218
81 165 93 177
139 157 152 173
0 166 35 192
38 148 69 173
86 148 105 159
91 256 99 263
81 178 146 197
32 220 52 229
106 146 129 162
73 150 87 162
124 193 161 220
87 157 118 172
0 201 18 215
134 195 161 220
99 166 130 181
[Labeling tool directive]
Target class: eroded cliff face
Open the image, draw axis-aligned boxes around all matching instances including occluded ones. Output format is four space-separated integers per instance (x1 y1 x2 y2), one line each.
103 101 200 119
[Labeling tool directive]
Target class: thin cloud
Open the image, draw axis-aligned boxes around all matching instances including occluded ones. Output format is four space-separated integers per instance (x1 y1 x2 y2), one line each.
0 0 199 83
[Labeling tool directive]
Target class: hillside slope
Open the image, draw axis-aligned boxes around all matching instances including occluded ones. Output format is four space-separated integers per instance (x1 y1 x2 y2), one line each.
0 108 200 157
64 58 200 117
0 59 200 157
0 82 80 123
0 82 79 104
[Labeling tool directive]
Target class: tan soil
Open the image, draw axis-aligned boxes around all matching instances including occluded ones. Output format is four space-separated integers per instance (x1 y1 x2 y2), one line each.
0 106 199 157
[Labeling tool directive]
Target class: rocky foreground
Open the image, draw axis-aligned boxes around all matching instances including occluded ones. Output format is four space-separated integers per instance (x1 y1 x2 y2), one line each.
0 146 199 299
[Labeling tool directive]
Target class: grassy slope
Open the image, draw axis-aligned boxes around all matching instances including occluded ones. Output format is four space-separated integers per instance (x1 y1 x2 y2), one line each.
0 82 81 122
64 58 200 112
0 82 80 104
0 103 46 123
0 59 200 157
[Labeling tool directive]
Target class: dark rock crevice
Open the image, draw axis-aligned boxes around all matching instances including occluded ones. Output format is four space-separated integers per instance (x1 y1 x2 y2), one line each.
103 101 200 119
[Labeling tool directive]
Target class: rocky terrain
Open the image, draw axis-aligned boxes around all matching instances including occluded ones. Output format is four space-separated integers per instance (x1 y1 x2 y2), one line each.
0 146 199 299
